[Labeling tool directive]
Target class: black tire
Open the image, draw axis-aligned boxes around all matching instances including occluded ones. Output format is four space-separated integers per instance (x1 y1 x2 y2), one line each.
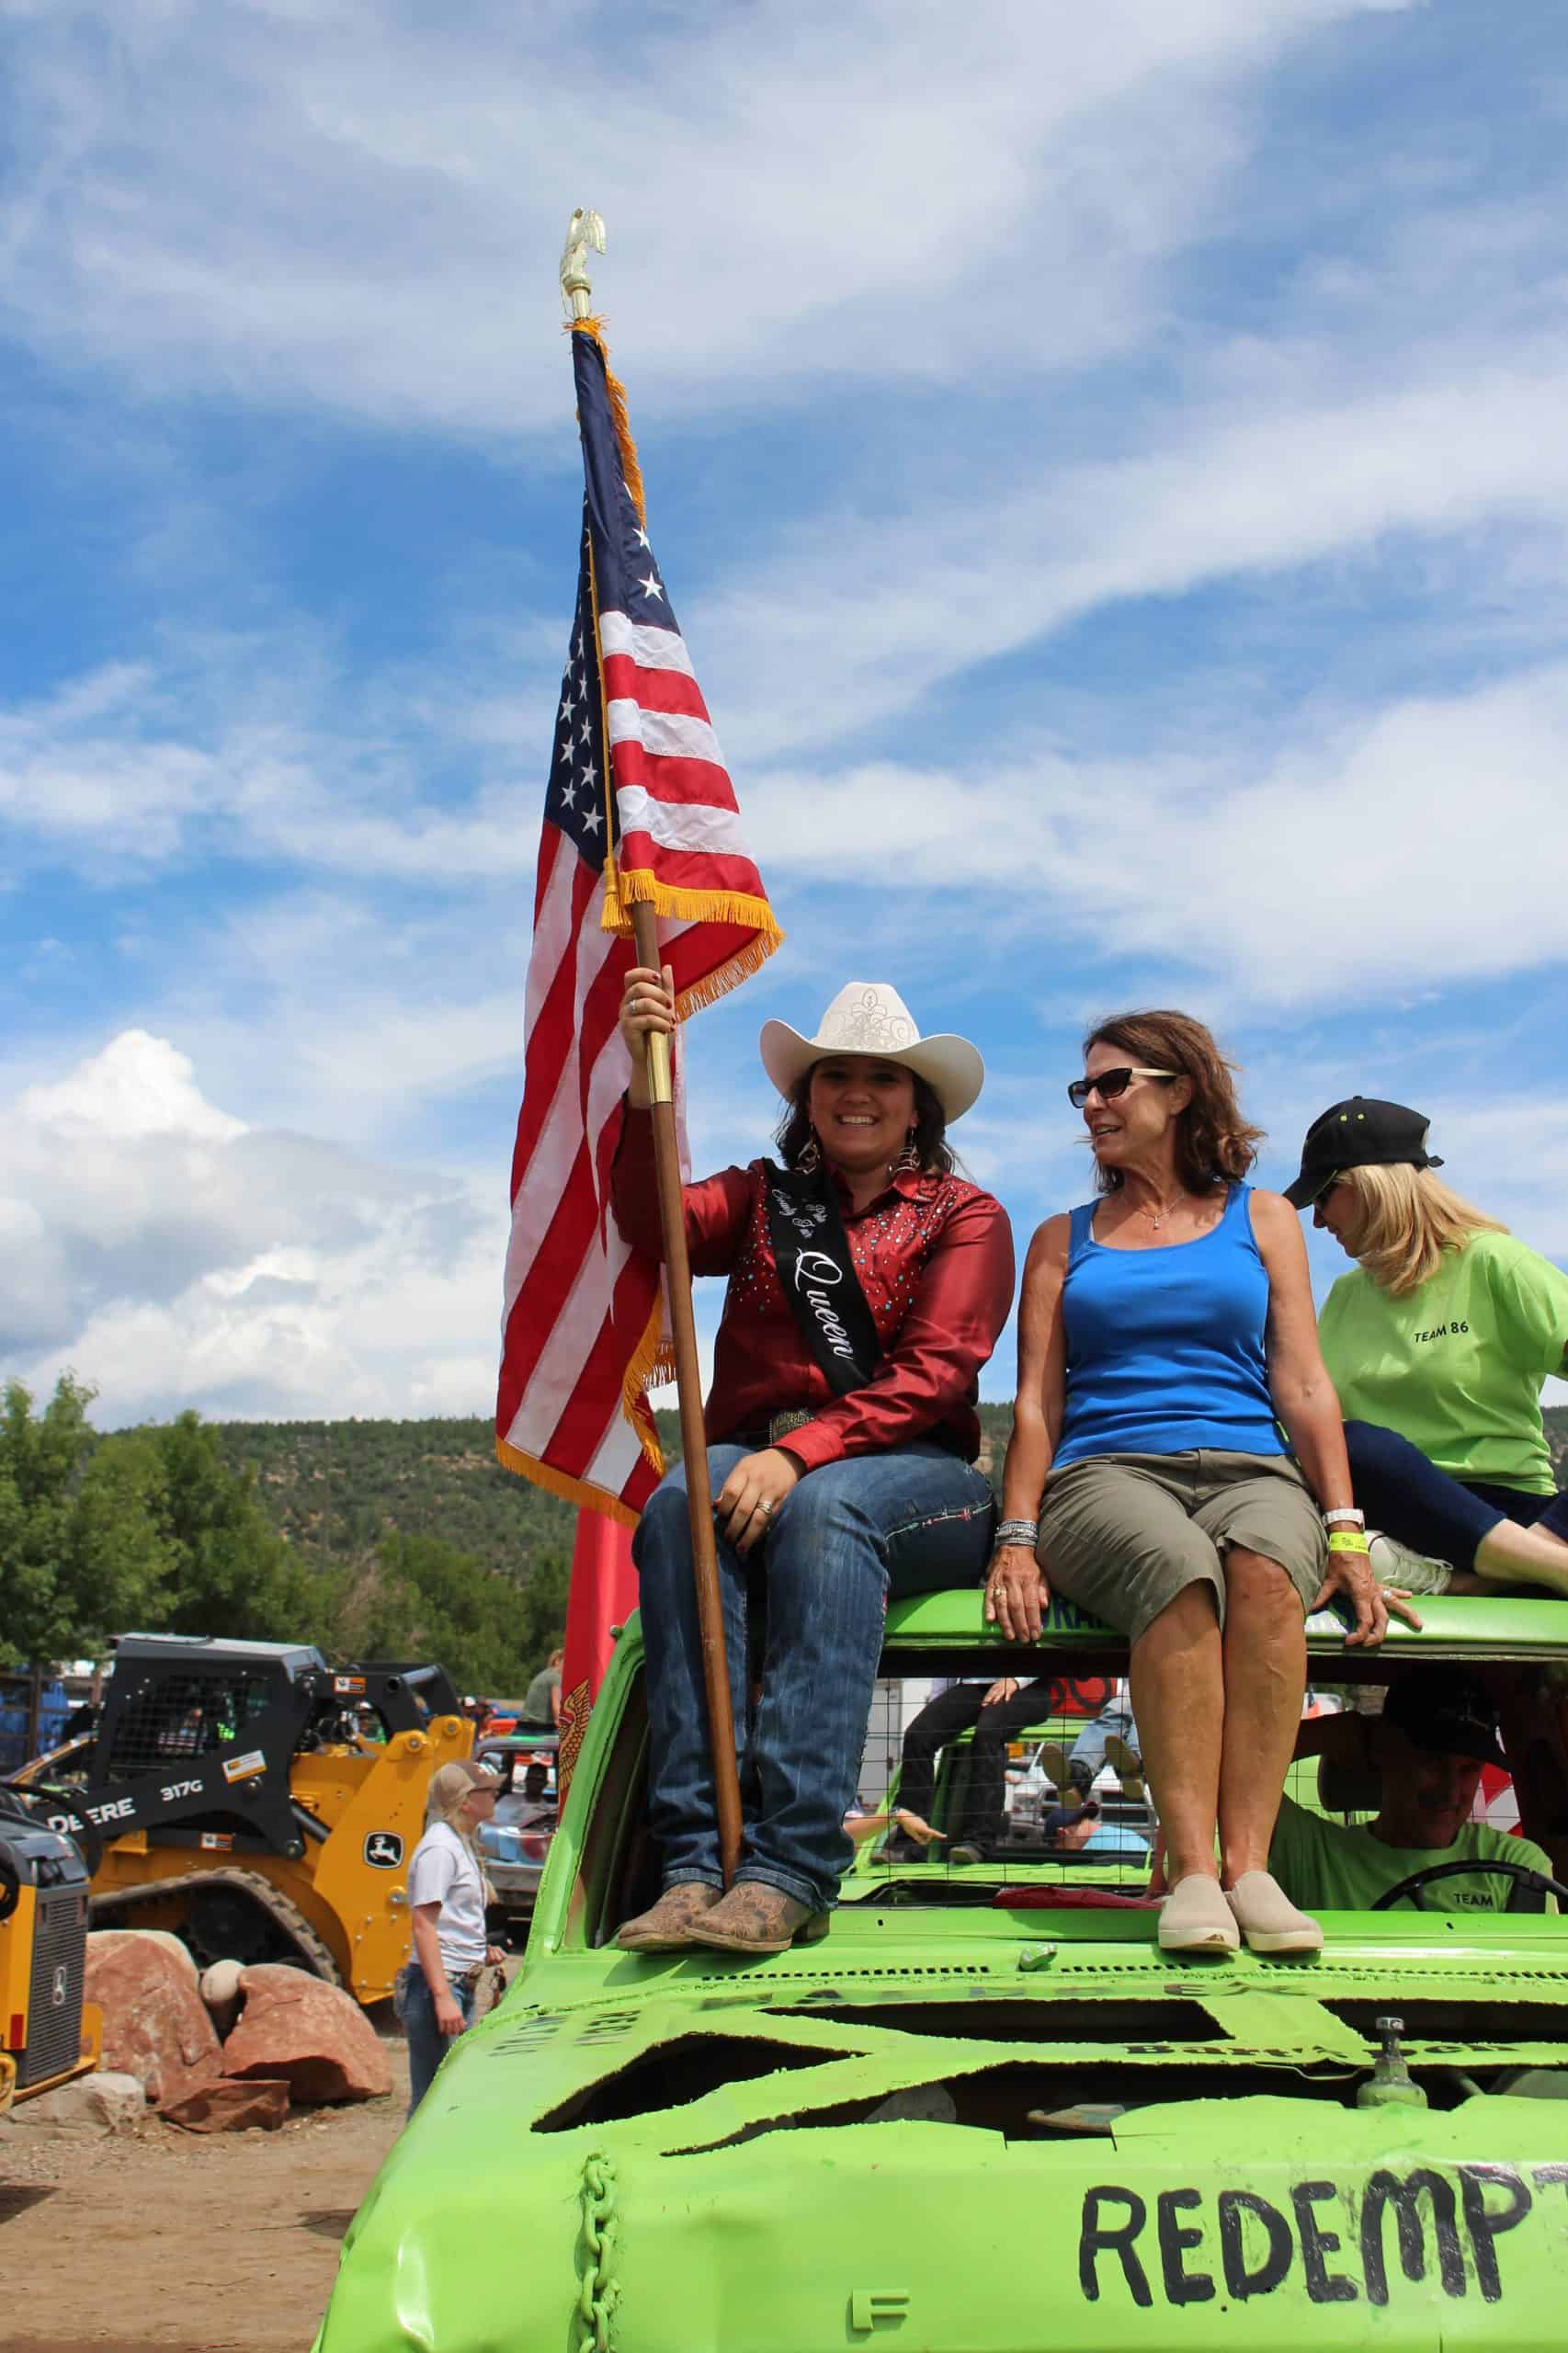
181 1883 301 1971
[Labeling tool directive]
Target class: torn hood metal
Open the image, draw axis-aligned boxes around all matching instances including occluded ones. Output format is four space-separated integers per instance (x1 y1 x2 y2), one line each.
313 1596 1568 2350
315 1911 1568 2351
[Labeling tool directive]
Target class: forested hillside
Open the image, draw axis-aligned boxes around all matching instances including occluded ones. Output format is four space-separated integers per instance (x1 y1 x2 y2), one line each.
211 1416 580 1585
212 1402 1019 1582
211 1395 1568 1571
13 1383 1559 1699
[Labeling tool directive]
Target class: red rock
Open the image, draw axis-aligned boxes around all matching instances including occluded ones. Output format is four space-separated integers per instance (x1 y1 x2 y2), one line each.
84 1932 224 2110
223 1963 392 2104
162 2075 290 2132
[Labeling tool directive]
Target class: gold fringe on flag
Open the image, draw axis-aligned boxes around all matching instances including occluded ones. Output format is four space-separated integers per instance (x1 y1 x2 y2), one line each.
494 1287 671 1521
493 1439 644 1529
603 866 782 1009
620 1290 675 1453
568 314 645 525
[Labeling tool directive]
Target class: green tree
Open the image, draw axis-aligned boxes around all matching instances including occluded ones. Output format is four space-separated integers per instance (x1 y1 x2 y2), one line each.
332 1533 571 1695
0 1375 172 1666
508 1549 572 1688
105 1412 331 1644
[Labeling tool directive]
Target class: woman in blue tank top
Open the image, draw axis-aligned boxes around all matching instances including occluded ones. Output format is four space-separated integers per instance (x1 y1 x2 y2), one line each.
988 1011 1415 1959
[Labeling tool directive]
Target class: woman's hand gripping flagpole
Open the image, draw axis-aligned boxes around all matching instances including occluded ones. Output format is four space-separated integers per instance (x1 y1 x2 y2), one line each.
626 908 744 1887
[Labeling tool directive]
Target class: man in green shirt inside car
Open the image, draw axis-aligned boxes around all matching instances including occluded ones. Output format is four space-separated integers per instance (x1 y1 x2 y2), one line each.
1269 1672 1561 1915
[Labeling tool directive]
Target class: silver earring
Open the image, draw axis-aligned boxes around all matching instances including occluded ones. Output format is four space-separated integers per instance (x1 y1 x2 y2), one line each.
892 1128 920 1174
797 1134 822 1174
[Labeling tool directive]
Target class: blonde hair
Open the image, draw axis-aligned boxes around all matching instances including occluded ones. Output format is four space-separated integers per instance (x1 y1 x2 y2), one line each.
423 1761 496 1903
1338 1163 1506 1297
424 1761 479 1827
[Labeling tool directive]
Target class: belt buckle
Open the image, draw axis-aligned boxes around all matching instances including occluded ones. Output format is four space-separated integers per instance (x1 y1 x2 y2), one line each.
767 1409 811 1447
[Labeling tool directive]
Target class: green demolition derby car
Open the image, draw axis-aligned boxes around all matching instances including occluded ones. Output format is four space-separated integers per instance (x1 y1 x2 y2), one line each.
316 1592 1568 2352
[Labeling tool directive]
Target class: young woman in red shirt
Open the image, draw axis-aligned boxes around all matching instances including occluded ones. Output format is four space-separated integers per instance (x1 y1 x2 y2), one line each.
612 973 1014 1955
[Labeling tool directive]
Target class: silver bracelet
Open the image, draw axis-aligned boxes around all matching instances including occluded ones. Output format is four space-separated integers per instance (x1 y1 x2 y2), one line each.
994 1518 1039 1549
1323 1506 1365 1528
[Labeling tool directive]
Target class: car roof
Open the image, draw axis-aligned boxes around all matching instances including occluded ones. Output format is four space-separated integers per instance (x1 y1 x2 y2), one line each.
873 1588 1568 1674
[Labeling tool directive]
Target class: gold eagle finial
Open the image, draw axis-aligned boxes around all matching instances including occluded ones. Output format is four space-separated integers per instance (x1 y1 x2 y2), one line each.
560 208 607 318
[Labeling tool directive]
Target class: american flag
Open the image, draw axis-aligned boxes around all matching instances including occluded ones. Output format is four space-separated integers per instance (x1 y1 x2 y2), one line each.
495 323 780 1522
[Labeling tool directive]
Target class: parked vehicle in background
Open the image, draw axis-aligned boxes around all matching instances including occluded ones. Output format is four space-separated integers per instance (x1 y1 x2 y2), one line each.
0 1672 74 1775
0 1784 101 2116
7 1635 472 2002
473 1733 559 1940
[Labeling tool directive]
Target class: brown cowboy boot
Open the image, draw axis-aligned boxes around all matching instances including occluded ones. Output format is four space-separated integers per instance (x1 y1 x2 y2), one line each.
615 1881 723 1952
685 1881 829 1955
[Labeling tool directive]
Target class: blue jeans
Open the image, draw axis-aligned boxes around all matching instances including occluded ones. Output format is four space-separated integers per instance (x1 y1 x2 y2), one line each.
1068 1695 1141 1791
633 1438 996 1911
396 1961 477 2118
1344 1420 1568 1570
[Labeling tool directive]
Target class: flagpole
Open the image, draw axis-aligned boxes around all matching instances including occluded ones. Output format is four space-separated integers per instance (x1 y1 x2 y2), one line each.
560 211 744 1888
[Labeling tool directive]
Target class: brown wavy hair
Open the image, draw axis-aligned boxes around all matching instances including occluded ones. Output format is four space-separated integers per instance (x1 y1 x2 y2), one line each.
1083 1010 1263 1195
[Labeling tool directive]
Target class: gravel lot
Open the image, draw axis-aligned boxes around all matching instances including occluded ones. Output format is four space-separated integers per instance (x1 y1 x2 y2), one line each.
5 2013 409 2353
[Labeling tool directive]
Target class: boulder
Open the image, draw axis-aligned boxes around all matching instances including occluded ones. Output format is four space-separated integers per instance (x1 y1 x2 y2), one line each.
162 2075 290 2133
131 1928 200 1986
85 1926 199 1985
199 1958 245 2034
222 1964 392 2104
84 1934 223 2109
12 2070 147 2133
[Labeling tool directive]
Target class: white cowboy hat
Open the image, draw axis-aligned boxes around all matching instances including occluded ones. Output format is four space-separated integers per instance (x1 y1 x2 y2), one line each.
759 983 985 1124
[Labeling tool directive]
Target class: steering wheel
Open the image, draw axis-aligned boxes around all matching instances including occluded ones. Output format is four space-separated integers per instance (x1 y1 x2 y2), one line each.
1369 1857 1568 1912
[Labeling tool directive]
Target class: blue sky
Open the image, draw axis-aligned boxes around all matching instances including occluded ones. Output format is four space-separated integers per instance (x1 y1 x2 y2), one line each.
4 0 1568 1426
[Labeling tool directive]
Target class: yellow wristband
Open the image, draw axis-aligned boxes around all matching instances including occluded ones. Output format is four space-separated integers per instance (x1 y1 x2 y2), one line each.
1327 1529 1370 1554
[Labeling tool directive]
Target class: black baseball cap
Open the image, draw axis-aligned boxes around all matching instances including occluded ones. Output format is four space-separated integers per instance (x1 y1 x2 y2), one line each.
1043 1800 1099 1836
1381 1673 1506 1768
1284 1096 1445 1210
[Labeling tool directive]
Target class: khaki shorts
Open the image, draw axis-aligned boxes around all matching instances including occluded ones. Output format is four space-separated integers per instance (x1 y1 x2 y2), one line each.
1039 1449 1326 1643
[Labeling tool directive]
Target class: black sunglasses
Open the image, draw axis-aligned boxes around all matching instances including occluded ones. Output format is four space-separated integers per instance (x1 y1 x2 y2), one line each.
1067 1066 1177 1110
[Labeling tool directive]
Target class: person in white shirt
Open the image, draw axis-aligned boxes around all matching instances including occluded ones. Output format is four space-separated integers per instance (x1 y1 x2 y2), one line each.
397 1758 504 2116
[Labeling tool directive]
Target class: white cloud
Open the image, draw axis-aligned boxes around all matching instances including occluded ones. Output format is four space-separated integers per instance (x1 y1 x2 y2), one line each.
741 657 1568 1007
695 342 1568 763
4 0 1405 431
10 0 1568 1446
20 1030 245 1142
0 640 558 889
0 1029 506 1423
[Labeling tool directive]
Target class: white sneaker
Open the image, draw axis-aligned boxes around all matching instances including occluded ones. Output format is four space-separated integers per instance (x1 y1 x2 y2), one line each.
1368 1531 1453 1597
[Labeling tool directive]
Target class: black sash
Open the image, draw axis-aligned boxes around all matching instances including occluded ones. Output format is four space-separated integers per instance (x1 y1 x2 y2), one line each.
763 1161 883 1396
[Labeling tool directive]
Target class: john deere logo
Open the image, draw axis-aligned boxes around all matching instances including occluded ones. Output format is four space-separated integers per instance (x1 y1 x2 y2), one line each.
364 1832 403 1870
51 1964 69 2007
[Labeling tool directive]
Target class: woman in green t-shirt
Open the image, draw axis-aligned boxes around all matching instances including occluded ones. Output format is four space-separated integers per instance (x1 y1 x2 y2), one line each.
1285 1096 1568 1598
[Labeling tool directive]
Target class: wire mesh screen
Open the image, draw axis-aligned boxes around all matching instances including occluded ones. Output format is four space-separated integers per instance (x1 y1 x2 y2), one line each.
104 1669 278 1781
844 1672 1155 1902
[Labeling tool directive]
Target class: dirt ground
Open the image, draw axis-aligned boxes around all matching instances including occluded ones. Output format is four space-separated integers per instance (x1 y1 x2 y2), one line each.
2 2004 425 2353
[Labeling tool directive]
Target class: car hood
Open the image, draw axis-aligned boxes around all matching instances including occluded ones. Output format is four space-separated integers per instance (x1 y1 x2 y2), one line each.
316 1922 1568 2353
